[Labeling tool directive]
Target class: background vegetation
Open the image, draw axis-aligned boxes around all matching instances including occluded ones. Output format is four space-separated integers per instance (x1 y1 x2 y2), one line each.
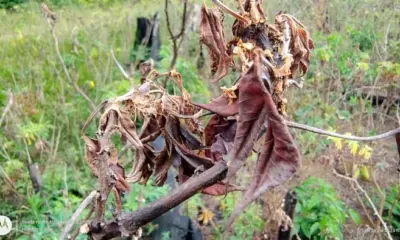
0 0 399 239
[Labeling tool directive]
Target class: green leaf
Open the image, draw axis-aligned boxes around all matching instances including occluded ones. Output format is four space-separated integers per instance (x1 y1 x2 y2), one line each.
295 203 302 213
307 195 320 210
348 208 361 225
301 222 312 239
310 222 320 236
292 221 300 235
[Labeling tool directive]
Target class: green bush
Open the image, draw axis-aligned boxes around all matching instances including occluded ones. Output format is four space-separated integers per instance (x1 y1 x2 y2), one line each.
381 185 400 237
0 0 25 9
0 0 127 9
292 177 358 240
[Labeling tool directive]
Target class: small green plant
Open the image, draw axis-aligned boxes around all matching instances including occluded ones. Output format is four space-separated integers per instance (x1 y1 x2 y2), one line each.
380 185 400 237
293 177 357 240
214 192 264 240
0 0 25 9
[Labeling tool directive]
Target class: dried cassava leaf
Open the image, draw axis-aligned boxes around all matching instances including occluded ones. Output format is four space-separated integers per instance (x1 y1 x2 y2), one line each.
165 116 214 170
225 74 301 233
83 136 100 176
204 115 236 162
193 94 239 117
225 51 269 181
83 136 130 194
98 105 148 183
200 4 232 82
201 181 243 196
275 14 314 76
179 122 203 150
110 147 130 193
152 146 176 186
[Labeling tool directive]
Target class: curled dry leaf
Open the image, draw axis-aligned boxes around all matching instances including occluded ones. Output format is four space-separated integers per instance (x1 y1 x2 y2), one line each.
200 4 233 82
225 51 269 182
83 136 100 176
84 68 244 202
193 94 239 117
225 72 301 233
83 134 129 209
276 14 314 76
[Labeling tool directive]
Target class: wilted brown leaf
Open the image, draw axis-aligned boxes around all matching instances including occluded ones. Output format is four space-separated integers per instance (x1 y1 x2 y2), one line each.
200 4 232 82
224 51 269 181
204 115 236 162
165 116 214 170
194 94 239 117
225 71 301 233
83 136 100 176
275 14 314 76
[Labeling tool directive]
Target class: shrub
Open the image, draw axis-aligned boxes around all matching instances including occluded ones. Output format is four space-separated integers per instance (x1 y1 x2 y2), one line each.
0 0 25 9
293 177 349 240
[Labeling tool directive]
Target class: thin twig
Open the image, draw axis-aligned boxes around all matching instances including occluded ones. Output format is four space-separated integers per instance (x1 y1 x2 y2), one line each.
339 158 375 226
371 170 386 234
164 0 189 75
60 191 98 240
0 90 14 126
81 100 109 135
23 139 32 165
333 169 393 240
41 4 96 110
0 164 24 199
285 120 400 141
70 206 94 240
212 0 250 25
110 48 133 85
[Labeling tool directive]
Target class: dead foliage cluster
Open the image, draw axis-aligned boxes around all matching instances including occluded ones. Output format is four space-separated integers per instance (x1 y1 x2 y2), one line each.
81 0 329 239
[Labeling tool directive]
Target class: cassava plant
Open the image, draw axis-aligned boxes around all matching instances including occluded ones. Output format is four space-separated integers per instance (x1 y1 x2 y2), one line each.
52 1 400 239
